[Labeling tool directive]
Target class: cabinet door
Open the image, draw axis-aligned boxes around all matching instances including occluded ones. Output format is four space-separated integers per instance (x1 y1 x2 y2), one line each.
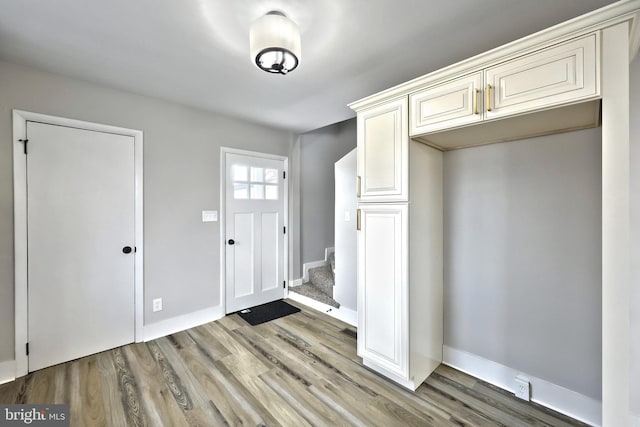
357 204 408 378
357 98 408 202
485 33 598 119
409 72 483 136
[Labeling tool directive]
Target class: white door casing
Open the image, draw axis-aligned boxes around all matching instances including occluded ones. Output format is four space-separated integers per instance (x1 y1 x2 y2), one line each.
26 122 136 371
222 149 287 313
13 110 143 377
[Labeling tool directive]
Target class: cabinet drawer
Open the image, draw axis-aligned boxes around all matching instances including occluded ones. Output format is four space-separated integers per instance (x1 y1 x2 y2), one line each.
485 33 598 119
410 72 483 136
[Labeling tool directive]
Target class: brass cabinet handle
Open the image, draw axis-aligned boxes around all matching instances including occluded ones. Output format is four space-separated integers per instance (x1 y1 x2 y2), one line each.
473 88 479 115
357 209 361 231
357 176 362 198
486 84 492 112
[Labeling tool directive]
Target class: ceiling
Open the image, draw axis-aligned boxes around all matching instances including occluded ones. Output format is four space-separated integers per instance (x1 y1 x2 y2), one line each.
0 0 619 133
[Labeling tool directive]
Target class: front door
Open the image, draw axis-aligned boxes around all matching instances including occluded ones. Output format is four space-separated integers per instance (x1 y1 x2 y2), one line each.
26 121 136 372
225 152 286 313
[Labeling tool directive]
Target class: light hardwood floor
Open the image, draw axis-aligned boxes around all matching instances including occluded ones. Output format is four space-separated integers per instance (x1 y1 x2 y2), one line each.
0 299 588 426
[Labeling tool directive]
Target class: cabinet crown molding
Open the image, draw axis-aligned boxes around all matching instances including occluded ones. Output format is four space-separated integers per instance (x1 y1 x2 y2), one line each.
348 0 640 112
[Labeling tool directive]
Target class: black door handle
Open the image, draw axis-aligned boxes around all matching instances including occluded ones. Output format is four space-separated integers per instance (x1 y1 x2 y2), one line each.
228 239 235 245
122 246 132 254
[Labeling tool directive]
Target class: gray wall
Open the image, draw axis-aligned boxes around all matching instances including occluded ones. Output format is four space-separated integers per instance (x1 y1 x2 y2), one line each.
299 119 356 267
630 57 640 416
444 128 603 400
0 61 292 363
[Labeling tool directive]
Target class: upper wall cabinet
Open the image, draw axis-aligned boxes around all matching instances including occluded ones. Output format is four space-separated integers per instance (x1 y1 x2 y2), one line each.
357 97 408 202
408 33 600 144
485 33 598 119
409 72 483 135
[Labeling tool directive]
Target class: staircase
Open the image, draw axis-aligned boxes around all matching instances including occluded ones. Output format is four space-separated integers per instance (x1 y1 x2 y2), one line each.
291 252 340 308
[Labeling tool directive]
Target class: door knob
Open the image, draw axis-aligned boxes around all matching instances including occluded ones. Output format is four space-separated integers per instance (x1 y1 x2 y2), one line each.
122 246 133 254
228 239 235 245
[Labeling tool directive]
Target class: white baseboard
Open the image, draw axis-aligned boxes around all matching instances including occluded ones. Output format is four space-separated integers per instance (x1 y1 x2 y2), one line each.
289 278 303 288
0 360 16 385
324 247 335 261
144 305 224 342
288 292 357 327
301 247 335 282
443 346 601 426
301 260 327 282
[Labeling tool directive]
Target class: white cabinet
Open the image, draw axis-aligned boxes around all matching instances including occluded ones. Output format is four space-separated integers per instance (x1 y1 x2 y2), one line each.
409 72 483 135
409 33 599 143
357 204 407 380
356 141 443 391
357 97 408 202
485 33 598 119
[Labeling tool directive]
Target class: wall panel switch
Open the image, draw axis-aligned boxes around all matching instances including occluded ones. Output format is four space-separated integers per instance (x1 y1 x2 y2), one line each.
152 298 163 312
202 210 218 222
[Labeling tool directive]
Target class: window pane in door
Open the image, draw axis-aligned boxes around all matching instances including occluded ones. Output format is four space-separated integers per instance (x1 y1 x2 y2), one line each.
233 165 248 182
250 167 264 182
265 168 278 184
251 184 264 199
234 183 249 199
265 185 278 200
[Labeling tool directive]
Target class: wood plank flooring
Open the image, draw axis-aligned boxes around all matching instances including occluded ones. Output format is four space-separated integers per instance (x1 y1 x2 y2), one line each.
0 299 589 426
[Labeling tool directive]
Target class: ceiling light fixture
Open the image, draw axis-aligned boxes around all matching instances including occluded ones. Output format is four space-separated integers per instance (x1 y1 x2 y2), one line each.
250 11 301 75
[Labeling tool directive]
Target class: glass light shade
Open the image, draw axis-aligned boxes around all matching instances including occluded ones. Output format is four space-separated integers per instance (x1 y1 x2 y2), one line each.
250 12 301 74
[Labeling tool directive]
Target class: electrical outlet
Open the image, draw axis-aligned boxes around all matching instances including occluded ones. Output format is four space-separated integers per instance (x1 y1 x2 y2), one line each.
514 376 530 401
152 298 163 312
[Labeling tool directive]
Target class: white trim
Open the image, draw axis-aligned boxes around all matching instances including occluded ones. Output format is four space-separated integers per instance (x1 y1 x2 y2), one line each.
289 278 303 287
287 292 357 327
12 110 144 378
443 345 602 426
348 1 640 111
324 246 335 261
0 360 16 385
144 305 224 342
302 260 327 283
220 147 289 314
301 247 335 282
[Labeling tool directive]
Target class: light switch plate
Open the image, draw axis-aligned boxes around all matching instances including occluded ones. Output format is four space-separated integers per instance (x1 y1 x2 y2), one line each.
202 210 218 222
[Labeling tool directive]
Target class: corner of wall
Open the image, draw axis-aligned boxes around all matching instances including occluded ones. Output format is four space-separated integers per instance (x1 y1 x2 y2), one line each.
443 346 602 426
0 359 16 385
143 305 224 342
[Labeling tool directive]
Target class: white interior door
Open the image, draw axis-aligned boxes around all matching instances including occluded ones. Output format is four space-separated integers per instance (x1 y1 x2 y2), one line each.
27 121 135 372
225 152 285 313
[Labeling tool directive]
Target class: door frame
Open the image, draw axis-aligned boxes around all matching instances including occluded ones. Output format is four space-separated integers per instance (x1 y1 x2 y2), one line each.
220 147 288 314
12 110 144 377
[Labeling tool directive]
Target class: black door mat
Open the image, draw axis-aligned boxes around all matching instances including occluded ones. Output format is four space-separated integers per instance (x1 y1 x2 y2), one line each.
236 300 301 326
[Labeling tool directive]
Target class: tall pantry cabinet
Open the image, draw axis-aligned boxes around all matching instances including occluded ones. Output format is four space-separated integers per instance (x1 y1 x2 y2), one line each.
355 96 443 391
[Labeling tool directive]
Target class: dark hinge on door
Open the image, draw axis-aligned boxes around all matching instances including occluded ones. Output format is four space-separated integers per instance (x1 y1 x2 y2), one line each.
19 139 28 155
283 171 286 179
26 343 29 356
283 281 286 289
283 226 286 234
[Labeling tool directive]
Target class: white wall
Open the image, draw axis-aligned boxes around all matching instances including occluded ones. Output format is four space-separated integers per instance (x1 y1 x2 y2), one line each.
444 128 602 401
0 60 292 363
299 119 356 266
630 57 640 418
334 149 357 311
